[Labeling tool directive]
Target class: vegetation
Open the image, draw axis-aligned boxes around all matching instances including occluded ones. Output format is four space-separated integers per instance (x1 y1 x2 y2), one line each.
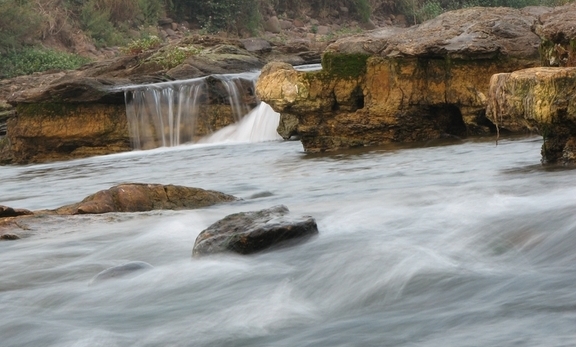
0 0 575 78
0 48 91 79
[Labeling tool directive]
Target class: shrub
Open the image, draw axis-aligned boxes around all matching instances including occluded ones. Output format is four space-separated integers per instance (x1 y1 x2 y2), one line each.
352 0 372 22
146 45 202 69
120 35 163 54
138 0 164 25
80 0 125 46
0 0 43 49
0 48 91 79
416 0 443 22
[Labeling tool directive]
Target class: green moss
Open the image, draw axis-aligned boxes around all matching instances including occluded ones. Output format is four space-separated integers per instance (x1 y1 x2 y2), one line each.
321 52 370 78
17 103 83 118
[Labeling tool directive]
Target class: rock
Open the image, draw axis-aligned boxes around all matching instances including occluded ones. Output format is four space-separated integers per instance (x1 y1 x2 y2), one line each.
536 2 576 66
0 205 33 218
7 102 130 164
264 16 282 33
279 19 293 30
256 7 542 153
293 19 305 28
192 205 318 257
0 233 20 240
166 63 204 79
486 67 576 164
0 31 324 164
90 261 153 284
240 38 272 53
359 20 377 30
55 183 238 215
316 25 330 35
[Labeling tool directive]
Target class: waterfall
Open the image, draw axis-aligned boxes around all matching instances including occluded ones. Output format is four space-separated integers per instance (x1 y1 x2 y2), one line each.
124 71 278 150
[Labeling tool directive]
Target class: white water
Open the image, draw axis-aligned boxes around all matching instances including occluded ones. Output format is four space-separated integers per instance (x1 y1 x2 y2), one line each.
1 136 576 346
124 71 261 149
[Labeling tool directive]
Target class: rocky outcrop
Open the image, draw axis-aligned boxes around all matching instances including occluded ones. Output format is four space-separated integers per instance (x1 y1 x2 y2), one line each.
55 183 238 214
0 35 324 164
536 2 576 67
192 205 318 257
7 103 130 163
487 67 576 164
257 7 544 152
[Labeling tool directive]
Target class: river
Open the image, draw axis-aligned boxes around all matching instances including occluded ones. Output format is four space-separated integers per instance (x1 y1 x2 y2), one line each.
1 134 575 346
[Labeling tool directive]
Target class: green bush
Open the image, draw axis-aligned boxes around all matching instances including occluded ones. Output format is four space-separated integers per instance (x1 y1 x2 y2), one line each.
416 0 443 22
120 35 162 54
352 0 372 22
138 0 164 25
80 0 125 46
0 48 91 79
0 0 43 49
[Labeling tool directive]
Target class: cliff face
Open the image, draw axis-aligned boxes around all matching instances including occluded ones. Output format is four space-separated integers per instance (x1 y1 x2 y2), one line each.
257 7 543 152
7 103 130 164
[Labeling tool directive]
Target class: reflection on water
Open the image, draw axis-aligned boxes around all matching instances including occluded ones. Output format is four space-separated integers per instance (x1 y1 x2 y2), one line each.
1 135 576 347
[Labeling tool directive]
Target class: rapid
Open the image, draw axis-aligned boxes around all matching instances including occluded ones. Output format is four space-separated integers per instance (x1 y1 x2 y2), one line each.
1 133 575 346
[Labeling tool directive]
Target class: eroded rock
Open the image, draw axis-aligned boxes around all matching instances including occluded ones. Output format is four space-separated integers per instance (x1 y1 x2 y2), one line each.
56 183 238 215
192 205 318 257
487 67 576 164
536 2 576 67
0 205 33 218
257 7 543 152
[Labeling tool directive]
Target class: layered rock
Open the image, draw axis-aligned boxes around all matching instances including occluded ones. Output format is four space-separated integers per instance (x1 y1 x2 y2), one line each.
192 205 318 257
257 7 543 152
8 103 130 163
55 183 238 214
487 67 576 164
536 2 576 67
1 36 323 164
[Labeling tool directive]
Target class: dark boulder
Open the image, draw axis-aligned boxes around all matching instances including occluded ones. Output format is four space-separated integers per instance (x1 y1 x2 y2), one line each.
0 205 33 218
192 205 318 257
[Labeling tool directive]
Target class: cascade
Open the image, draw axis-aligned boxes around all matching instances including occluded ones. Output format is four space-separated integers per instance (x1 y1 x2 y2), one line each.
124 64 321 150
124 71 272 149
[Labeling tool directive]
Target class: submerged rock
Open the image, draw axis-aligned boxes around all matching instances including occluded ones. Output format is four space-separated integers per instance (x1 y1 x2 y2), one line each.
192 205 318 257
90 261 153 284
56 183 238 215
0 205 33 218
487 67 576 164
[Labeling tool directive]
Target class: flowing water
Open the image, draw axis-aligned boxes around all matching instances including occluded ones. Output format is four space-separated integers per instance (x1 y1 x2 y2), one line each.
1 133 576 346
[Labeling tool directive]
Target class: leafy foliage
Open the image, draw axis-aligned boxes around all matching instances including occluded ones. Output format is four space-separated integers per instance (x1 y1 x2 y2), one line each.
146 45 202 69
0 0 43 49
0 48 91 79
120 35 163 54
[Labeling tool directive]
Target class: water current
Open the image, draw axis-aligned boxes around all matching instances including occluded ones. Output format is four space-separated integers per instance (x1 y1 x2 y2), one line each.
1 133 576 346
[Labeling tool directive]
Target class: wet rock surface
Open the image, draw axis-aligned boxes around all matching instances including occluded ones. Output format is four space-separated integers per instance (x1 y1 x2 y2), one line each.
192 205 318 257
0 205 33 218
56 183 238 215
90 261 153 284
487 67 576 164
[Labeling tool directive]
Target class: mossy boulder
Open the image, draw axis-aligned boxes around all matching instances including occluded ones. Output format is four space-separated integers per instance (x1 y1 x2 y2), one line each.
487 67 576 164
